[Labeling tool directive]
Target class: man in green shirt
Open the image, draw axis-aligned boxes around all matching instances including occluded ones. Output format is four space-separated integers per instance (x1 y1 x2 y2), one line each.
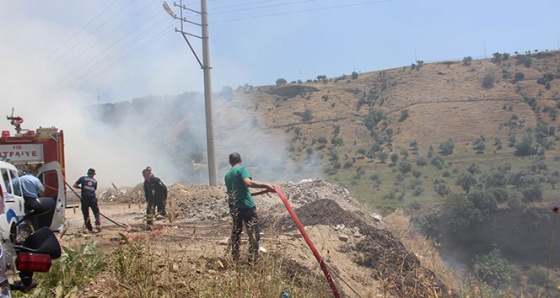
225 152 275 263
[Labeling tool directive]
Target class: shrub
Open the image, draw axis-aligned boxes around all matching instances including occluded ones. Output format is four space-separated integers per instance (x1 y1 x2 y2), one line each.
275 78 287 86
390 153 399 165
482 74 497 89
330 137 343 146
491 52 503 63
378 152 388 163
433 178 450 198
463 56 472 65
526 266 548 287
514 136 536 156
399 109 410 122
301 109 313 122
439 139 455 156
513 72 525 82
473 249 511 289
456 172 477 193
37 242 106 296
364 109 384 132
468 190 497 214
515 54 532 67
431 156 445 170
398 161 412 175
537 73 554 88
484 170 506 188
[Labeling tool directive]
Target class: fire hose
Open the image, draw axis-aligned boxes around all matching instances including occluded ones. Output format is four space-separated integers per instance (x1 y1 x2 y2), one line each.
64 181 130 229
65 182 165 243
253 187 341 298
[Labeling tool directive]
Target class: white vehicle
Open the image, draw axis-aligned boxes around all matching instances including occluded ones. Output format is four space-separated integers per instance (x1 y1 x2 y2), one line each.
0 160 63 296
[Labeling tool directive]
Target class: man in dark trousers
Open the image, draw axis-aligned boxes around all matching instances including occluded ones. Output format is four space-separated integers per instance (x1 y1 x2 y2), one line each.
142 166 167 225
225 152 275 263
73 168 101 233
12 164 44 231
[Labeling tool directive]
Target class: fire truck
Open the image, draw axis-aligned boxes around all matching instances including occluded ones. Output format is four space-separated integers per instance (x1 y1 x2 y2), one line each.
0 110 66 232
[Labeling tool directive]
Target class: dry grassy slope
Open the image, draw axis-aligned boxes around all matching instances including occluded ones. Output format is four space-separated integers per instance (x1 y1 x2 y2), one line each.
215 52 560 206
235 53 558 147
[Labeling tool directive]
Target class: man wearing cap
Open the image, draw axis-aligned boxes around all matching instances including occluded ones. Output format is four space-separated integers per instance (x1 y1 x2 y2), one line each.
73 168 101 233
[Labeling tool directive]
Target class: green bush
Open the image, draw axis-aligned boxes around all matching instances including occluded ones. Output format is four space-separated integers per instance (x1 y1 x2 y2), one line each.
515 54 532 67
473 249 511 289
514 72 525 82
301 109 313 122
482 74 497 88
431 156 445 170
399 109 410 122
439 139 455 155
275 78 287 86
416 156 427 166
35 242 106 296
433 178 450 198
456 172 477 193
514 136 536 156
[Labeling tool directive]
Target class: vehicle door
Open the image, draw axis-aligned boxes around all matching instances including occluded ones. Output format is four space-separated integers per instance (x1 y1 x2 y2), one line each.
37 162 66 232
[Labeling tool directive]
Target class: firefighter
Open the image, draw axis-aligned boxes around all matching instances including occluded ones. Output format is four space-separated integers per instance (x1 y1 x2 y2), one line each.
225 152 275 263
12 164 44 231
142 166 167 225
73 168 101 233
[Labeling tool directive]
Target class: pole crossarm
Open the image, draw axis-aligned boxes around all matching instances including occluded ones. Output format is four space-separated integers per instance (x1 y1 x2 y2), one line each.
175 3 201 14
176 29 202 39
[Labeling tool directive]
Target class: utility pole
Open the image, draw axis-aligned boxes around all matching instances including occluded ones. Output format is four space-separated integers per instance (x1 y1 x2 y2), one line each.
163 0 218 187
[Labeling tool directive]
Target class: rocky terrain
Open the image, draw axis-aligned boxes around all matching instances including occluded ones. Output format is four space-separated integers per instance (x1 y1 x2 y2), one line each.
63 179 455 297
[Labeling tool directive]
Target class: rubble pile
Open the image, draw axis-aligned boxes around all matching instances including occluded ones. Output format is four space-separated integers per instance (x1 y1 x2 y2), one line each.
94 178 453 297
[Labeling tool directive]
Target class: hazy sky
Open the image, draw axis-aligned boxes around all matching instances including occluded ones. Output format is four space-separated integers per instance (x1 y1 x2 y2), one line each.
0 0 559 186
1 0 559 102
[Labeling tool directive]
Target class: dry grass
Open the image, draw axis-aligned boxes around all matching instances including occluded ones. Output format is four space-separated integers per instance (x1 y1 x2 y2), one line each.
76 237 333 298
383 210 461 292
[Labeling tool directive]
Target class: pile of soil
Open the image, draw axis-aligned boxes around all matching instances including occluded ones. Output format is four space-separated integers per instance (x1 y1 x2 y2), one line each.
87 178 455 297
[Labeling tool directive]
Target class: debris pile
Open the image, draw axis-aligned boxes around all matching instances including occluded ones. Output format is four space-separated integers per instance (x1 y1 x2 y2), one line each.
92 178 454 297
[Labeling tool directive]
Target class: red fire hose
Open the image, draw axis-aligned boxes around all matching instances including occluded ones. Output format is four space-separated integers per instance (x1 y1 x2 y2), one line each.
267 187 341 298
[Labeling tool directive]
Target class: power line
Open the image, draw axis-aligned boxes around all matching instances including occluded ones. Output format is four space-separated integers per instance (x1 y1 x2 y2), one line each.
212 0 396 23
212 0 315 14
50 0 137 64
45 1 121 60
46 16 175 99
45 0 397 97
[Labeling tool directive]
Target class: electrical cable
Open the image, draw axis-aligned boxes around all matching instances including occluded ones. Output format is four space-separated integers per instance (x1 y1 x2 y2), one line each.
45 0 396 97
213 0 396 23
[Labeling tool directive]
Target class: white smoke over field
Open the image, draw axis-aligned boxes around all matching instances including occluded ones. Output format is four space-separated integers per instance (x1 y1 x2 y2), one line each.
0 2 323 188
82 90 324 187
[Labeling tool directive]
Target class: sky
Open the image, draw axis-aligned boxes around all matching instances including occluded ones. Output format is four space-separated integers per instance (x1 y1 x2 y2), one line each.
0 0 559 186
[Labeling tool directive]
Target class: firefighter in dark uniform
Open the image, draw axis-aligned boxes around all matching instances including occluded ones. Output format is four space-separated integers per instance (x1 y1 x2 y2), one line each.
142 166 167 225
73 168 101 233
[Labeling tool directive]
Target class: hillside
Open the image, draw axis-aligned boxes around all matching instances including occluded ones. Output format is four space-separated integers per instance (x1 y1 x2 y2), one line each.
91 51 560 296
217 51 559 204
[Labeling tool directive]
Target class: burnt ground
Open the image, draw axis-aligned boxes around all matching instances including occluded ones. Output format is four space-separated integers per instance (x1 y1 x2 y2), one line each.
61 179 455 298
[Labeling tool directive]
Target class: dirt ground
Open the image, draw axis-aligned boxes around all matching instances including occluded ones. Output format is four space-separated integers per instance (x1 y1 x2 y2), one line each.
60 179 455 298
